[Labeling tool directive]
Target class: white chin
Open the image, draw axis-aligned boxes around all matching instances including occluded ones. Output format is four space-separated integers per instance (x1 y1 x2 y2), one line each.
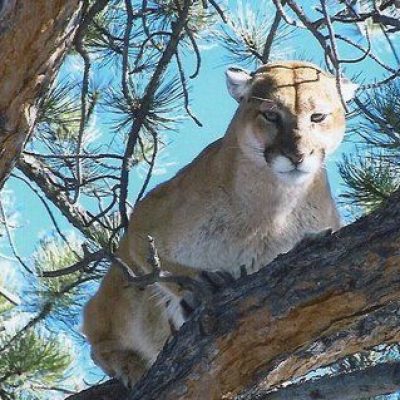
274 170 314 185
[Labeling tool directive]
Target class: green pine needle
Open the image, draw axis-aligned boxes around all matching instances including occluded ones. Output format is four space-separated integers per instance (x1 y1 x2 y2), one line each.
0 331 72 399
339 151 400 215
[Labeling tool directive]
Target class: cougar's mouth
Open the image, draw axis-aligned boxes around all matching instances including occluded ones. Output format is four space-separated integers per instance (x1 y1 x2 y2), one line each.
275 168 314 185
271 155 319 184
277 169 310 177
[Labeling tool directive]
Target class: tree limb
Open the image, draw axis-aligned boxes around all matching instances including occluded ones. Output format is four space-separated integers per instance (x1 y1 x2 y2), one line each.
17 154 93 238
260 360 400 400
67 186 400 399
0 0 83 189
118 0 193 228
262 10 281 63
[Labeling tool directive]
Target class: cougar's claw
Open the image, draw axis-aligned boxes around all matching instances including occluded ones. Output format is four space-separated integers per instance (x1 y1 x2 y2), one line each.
180 270 236 319
197 270 236 291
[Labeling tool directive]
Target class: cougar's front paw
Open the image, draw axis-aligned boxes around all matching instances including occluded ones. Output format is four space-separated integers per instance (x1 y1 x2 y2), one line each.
93 349 146 390
197 270 236 292
180 270 236 319
295 228 333 251
180 291 200 320
114 357 144 389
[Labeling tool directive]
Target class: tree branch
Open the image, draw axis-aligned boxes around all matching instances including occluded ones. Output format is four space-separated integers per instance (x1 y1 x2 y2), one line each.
17 154 94 238
262 10 281 63
67 185 400 399
0 0 83 189
261 360 400 400
118 0 193 229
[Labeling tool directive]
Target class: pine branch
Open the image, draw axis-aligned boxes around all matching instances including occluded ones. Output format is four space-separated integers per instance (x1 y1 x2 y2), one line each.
118 0 194 229
0 271 93 355
339 152 400 214
0 286 20 306
17 154 93 239
0 331 72 397
262 9 281 63
73 14 92 204
39 249 106 278
217 0 294 67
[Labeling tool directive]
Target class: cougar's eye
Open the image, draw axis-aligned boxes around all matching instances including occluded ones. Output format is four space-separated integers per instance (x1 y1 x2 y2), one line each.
311 113 328 123
262 111 280 123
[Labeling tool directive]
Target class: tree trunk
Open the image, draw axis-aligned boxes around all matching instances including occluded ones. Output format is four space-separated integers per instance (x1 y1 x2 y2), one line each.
0 0 82 189
68 188 400 399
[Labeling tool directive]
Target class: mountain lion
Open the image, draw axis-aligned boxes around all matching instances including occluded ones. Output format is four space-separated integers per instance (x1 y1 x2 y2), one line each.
83 60 357 387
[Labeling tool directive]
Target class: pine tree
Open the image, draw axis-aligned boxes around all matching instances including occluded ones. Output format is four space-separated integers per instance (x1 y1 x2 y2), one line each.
339 81 400 218
1 1 400 399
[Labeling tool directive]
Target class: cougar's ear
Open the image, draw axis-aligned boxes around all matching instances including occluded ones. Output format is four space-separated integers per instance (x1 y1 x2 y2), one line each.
339 78 359 102
226 67 252 102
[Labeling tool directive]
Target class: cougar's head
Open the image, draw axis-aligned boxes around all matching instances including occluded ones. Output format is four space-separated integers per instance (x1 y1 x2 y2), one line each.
226 61 357 185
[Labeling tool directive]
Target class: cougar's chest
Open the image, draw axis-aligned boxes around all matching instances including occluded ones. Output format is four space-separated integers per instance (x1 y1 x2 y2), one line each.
166 208 303 277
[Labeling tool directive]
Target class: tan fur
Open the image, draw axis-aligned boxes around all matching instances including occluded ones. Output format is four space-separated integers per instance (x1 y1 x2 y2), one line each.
83 61 353 386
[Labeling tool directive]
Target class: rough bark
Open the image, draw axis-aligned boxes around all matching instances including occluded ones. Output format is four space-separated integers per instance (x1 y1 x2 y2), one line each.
0 0 82 189
69 380 129 400
262 361 400 400
68 188 400 399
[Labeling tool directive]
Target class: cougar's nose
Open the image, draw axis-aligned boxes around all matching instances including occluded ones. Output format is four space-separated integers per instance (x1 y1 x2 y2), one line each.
282 150 304 166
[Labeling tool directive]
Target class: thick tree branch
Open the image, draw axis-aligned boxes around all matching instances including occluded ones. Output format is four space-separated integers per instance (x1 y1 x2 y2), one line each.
68 380 129 400
68 186 400 399
0 0 83 189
